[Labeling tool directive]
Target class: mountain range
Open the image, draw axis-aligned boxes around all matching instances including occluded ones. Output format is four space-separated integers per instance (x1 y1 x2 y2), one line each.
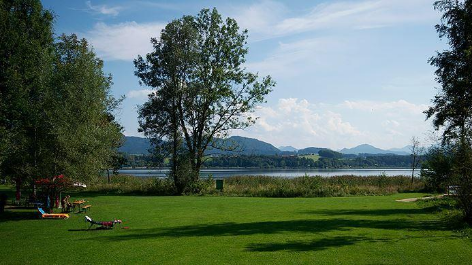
340 144 411 155
119 136 412 156
278 146 298 152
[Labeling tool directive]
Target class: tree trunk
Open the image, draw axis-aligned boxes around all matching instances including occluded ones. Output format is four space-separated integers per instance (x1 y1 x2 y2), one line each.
15 178 21 202
171 97 184 194
457 129 472 223
194 151 203 182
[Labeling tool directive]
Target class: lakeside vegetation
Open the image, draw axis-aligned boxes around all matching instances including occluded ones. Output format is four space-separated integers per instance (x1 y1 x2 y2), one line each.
121 153 417 169
85 174 424 197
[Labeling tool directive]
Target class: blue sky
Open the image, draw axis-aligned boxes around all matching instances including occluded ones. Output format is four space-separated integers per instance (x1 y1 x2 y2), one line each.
41 0 445 150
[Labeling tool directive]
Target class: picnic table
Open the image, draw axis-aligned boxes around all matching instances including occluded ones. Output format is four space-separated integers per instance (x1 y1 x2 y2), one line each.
72 200 86 212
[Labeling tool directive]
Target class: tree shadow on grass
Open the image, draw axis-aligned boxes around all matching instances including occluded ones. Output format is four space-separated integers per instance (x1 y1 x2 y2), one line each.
0 210 38 223
246 234 461 252
67 190 178 198
300 208 436 217
88 216 448 243
82 206 455 253
68 228 113 232
246 236 388 252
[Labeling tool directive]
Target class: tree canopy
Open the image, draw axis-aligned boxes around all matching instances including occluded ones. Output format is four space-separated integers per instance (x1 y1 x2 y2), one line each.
0 0 55 185
0 0 123 198
135 8 275 192
426 0 472 222
426 0 472 143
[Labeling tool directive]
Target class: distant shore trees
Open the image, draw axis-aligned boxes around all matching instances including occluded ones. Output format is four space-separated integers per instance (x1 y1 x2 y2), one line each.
0 0 122 200
135 8 274 193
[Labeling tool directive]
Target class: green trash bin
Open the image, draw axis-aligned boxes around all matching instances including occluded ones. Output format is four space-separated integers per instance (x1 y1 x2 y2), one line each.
216 179 224 191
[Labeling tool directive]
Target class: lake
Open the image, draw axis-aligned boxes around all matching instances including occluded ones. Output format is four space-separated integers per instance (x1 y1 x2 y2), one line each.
118 168 418 178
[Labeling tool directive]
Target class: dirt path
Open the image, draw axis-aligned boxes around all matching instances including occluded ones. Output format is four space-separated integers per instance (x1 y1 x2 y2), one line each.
395 195 444 202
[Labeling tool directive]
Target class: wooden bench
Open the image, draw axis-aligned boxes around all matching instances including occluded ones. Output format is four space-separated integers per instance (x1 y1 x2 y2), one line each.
82 205 92 213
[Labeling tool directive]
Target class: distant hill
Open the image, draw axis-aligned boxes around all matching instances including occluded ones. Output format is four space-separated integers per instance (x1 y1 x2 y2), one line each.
388 145 412 154
340 144 409 155
208 136 281 156
298 147 327 155
118 136 151 154
119 136 411 157
278 146 298 152
120 135 281 156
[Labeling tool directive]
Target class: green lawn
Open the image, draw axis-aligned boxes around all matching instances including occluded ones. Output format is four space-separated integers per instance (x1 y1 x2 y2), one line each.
1 186 471 264
300 154 320 162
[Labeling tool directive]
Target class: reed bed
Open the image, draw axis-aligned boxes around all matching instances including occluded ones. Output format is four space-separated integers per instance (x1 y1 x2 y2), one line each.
223 175 424 197
87 174 424 197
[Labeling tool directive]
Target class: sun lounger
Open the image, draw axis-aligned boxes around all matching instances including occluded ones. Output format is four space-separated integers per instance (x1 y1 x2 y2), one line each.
38 207 69 219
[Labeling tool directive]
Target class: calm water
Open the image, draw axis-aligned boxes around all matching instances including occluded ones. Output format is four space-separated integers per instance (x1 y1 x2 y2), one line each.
118 168 417 178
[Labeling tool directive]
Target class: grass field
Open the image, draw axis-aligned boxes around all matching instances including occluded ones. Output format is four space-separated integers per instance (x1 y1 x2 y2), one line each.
300 154 320 162
1 185 471 264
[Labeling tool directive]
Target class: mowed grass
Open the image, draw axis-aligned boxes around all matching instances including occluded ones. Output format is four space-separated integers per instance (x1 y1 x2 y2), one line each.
300 154 320 162
1 186 471 264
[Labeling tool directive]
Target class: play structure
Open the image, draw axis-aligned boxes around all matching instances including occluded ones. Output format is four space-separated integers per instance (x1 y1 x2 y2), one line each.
85 215 122 229
38 207 69 219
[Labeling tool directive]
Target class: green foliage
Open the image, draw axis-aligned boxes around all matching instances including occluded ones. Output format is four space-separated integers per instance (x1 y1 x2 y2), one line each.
318 149 343 159
88 175 176 195
299 154 320 162
0 0 54 185
426 0 472 142
135 8 274 192
0 1 122 194
46 34 123 182
426 0 472 223
421 145 453 192
418 196 470 230
222 175 423 197
87 175 423 197
203 154 413 168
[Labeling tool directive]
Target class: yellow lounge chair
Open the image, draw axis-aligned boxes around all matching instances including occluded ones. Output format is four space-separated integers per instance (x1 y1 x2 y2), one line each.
38 208 69 219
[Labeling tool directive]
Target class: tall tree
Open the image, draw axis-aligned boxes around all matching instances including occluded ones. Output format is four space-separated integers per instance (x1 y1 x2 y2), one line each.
426 0 472 222
135 15 197 192
0 0 54 199
0 0 123 201
135 8 274 192
46 34 123 182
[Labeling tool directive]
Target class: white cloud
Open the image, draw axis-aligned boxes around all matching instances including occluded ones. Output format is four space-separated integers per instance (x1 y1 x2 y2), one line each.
235 98 363 149
127 89 153 100
229 0 437 40
84 0 438 62
86 21 164 61
246 37 345 77
341 100 428 114
86 1 122 16
235 98 431 150
230 0 288 41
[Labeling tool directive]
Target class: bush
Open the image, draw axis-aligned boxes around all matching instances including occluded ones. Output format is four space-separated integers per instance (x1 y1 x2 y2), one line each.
87 175 176 195
421 146 453 192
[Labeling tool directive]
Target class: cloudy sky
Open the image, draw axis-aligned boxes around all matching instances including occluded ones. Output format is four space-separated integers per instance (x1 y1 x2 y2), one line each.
42 0 446 150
